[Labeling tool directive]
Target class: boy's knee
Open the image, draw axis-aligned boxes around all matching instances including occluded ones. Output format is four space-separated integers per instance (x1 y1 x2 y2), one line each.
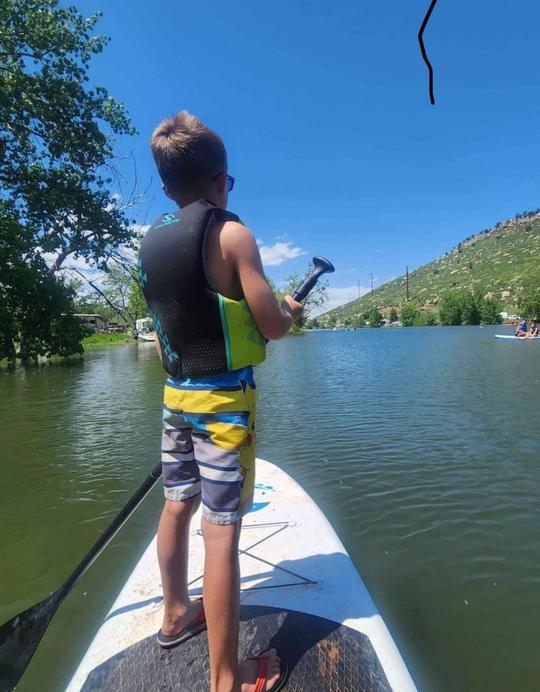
201 516 240 545
164 494 201 519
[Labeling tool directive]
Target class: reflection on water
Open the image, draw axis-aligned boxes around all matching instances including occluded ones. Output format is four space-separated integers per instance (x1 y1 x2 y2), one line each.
1 328 539 691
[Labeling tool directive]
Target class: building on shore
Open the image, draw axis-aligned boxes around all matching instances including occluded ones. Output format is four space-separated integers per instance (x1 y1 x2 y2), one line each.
74 314 105 332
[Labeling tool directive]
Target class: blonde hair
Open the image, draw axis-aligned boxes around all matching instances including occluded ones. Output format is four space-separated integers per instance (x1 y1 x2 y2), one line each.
150 111 227 196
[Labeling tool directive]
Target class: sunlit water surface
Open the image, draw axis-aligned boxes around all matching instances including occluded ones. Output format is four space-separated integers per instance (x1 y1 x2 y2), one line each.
1 327 539 691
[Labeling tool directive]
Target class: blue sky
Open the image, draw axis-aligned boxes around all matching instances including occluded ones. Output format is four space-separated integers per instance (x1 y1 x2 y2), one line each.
77 0 540 310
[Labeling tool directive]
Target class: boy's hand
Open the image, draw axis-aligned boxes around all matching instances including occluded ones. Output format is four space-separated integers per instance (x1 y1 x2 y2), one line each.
281 295 303 323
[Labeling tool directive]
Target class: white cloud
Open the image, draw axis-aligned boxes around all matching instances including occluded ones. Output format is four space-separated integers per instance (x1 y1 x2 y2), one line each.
257 240 305 267
311 285 370 317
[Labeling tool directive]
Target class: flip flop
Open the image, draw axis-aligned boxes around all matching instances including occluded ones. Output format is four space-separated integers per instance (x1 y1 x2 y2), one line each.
248 651 288 692
157 598 206 649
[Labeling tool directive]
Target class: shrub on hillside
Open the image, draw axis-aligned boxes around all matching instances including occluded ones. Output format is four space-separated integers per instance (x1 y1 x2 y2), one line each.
517 284 540 319
368 307 383 328
480 299 503 324
440 289 502 325
401 302 418 327
414 311 438 326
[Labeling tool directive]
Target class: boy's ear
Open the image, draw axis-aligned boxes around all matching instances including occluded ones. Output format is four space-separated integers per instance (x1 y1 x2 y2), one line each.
213 170 227 193
162 183 175 201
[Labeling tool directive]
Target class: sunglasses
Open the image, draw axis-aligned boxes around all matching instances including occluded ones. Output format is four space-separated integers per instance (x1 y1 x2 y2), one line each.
212 171 235 192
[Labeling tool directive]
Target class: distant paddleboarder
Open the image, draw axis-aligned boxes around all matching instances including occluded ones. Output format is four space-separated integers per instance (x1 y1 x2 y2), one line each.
515 319 528 337
139 111 302 691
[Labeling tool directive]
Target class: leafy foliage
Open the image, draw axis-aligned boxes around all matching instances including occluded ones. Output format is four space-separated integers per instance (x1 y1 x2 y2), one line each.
367 307 382 328
401 302 419 327
517 284 540 319
279 265 329 330
0 0 136 359
0 207 86 361
439 289 502 325
400 302 439 327
480 298 503 324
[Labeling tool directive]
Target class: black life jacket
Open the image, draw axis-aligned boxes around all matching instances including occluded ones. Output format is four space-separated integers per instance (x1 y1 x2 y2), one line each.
138 199 266 378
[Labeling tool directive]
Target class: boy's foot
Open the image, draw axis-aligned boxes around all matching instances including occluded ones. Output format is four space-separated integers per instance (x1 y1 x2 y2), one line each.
157 598 205 648
240 649 285 692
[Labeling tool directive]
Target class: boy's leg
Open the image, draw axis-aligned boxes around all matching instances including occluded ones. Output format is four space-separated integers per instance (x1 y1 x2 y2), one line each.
202 519 282 692
157 495 202 635
202 518 241 691
197 379 282 691
159 404 203 636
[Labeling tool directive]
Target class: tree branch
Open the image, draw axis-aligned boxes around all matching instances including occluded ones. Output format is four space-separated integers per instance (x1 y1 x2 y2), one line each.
69 267 137 326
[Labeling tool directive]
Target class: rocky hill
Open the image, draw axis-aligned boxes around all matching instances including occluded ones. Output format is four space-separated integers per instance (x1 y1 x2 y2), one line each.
320 211 540 324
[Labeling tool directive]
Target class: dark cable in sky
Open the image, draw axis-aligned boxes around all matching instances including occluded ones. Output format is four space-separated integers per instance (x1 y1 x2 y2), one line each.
418 0 438 105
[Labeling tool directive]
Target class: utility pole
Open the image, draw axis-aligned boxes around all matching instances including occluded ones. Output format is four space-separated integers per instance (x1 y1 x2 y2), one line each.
406 265 410 301
357 281 360 299
370 273 374 296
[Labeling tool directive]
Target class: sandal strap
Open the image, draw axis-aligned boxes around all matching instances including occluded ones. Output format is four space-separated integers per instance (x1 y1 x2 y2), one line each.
250 655 269 692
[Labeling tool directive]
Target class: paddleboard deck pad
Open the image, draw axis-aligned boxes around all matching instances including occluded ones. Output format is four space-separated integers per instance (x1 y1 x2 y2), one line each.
81 606 390 691
68 459 415 691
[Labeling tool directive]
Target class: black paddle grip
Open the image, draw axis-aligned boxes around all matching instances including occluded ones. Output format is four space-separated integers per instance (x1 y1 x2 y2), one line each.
292 256 335 302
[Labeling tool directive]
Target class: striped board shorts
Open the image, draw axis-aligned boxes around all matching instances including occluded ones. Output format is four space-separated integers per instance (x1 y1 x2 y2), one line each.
161 366 256 525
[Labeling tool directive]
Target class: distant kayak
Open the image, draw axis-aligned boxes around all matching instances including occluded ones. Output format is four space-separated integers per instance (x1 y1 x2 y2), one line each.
494 335 540 341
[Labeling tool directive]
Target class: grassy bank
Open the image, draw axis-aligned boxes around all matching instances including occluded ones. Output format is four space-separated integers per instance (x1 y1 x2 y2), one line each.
82 332 132 346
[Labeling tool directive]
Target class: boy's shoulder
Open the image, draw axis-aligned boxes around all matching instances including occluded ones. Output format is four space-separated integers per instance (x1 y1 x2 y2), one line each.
215 217 258 261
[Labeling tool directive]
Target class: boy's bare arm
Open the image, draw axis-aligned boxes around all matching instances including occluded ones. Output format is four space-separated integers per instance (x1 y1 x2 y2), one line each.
222 222 302 340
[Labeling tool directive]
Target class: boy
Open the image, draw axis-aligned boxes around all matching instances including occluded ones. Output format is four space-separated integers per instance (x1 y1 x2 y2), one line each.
139 111 302 692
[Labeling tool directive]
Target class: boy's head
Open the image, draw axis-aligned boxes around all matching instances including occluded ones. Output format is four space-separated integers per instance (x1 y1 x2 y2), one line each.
150 111 229 207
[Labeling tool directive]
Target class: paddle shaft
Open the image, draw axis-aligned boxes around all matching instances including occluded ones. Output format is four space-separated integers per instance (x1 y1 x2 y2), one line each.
0 461 163 691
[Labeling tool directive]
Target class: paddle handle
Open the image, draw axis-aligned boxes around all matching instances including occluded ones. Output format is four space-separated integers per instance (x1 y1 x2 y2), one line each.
60 461 163 597
292 256 335 302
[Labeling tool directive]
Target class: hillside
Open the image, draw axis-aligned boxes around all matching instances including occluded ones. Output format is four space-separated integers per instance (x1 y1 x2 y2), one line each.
320 211 540 324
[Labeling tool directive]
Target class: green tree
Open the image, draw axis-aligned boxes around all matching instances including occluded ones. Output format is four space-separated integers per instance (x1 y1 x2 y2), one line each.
411 311 438 326
439 289 485 325
480 298 503 324
0 0 135 359
401 302 419 327
367 307 382 328
0 211 86 361
128 280 149 323
439 290 465 325
517 284 540 319
389 308 398 323
461 290 483 325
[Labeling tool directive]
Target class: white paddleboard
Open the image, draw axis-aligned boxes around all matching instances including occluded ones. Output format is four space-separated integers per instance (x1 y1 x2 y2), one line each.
494 334 539 340
67 459 416 691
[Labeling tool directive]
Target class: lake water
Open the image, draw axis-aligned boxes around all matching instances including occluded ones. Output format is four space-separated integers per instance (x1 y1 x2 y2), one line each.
1 327 539 691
